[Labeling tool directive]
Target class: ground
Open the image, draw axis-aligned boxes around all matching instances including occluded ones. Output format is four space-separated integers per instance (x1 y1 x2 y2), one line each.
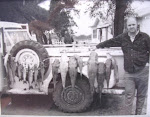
0 93 147 116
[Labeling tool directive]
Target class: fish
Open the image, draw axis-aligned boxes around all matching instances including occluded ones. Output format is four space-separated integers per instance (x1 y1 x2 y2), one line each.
28 67 34 89
6 55 13 88
97 62 106 105
111 56 119 83
74 54 83 78
4 53 10 73
10 56 17 83
17 62 23 81
39 61 45 84
105 53 113 89
87 51 98 95
34 64 39 87
23 66 27 84
52 59 60 90
60 53 69 89
68 56 78 88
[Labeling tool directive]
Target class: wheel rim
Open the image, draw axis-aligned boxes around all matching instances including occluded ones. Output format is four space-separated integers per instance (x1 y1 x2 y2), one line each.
15 49 40 68
61 86 85 105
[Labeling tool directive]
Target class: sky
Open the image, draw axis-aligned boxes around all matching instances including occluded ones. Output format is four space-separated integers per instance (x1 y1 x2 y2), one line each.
39 0 150 36
70 1 94 36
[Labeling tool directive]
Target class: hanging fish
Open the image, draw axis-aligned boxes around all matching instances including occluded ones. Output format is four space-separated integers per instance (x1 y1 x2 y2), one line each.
34 64 39 87
17 62 23 81
111 57 119 84
68 56 78 88
39 61 45 84
52 59 60 90
28 67 34 89
4 53 10 73
60 53 69 89
23 66 27 84
10 56 17 83
74 54 83 79
6 54 13 88
105 53 113 89
97 62 106 105
87 51 98 95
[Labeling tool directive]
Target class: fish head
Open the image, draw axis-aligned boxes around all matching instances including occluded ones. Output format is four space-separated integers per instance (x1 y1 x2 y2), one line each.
89 51 98 61
34 64 38 69
53 59 60 67
74 54 80 59
39 61 44 68
69 57 77 67
105 59 112 68
106 53 112 59
98 62 106 73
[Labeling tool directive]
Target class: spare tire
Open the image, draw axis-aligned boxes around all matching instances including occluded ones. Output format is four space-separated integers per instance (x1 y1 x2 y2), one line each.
53 76 93 113
10 40 49 73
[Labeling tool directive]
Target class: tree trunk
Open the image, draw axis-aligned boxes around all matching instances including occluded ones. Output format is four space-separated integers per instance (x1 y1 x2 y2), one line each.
114 0 128 37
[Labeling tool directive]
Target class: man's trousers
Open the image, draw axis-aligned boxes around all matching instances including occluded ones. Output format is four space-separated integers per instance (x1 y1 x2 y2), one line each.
124 66 149 115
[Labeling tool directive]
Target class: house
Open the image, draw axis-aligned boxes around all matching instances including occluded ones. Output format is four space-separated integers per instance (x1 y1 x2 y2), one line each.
90 18 113 43
136 7 150 36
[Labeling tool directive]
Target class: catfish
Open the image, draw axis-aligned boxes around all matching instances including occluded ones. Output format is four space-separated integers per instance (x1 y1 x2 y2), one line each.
60 53 69 89
97 62 106 105
105 53 112 89
23 66 27 84
39 61 45 84
52 59 60 90
34 64 39 87
17 62 23 81
68 56 78 88
74 54 83 78
10 56 17 83
6 54 13 88
28 67 34 89
111 57 119 84
87 51 98 95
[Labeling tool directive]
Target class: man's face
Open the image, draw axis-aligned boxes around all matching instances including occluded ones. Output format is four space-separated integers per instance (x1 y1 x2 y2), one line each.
126 18 138 33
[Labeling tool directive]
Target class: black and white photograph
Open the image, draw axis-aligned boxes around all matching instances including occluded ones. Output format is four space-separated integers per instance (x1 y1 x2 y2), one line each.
0 0 150 116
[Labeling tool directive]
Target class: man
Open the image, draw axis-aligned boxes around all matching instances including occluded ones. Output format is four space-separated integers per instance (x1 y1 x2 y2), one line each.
93 16 150 115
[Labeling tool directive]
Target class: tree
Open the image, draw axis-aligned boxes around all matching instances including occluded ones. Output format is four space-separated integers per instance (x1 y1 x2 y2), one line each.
48 0 78 39
0 0 78 44
0 0 48 23
29 0 78 44
114 0 131 36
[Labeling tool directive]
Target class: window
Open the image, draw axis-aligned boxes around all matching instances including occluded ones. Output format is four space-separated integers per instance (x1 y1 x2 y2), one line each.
8 31 30 44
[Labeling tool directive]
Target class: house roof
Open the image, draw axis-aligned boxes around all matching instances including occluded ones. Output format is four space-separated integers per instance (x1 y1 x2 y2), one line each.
90 17 112 29
90 18 100 28
97 23 111 29
136 7 150 17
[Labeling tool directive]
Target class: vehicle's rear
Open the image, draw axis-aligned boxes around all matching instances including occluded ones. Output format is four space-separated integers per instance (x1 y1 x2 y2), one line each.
44 44 125 94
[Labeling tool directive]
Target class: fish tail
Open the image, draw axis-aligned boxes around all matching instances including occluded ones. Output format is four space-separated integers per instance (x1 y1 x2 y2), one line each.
89 79 94 95
53 76 56 90
29 86 33 90
98 85 103 105
80 72 82 79
106 79 109 89
62 76 66 89
71 78 75 88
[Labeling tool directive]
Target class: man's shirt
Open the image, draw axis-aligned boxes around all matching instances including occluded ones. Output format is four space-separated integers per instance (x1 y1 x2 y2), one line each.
96 32 150 73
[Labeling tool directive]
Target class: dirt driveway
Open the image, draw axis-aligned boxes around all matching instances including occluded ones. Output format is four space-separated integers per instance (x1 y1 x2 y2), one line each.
1 93 147 116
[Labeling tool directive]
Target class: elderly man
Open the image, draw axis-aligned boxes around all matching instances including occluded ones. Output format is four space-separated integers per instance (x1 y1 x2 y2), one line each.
93 16 150 115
